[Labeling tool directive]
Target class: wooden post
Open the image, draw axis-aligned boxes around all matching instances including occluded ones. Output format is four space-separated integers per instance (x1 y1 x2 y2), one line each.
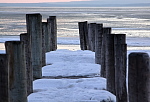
88 23 96 52
105 34 116 95
95 23 103 64
78 21 88 50
128 52 150 102
114 34 127 102
47 16 57 51
20 33 33 95
0 54 9 102
114 34 126 45
100 27 111 78
26 13 42 79
47 18 52 51
5 41 27 102
42 22 46 66
42 22 50 52
115 44 127 102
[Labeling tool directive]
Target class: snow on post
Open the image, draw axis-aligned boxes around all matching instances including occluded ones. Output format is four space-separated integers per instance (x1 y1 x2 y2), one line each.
100 27 111 78
128 52 150 102
95 23 103 64
20 33 33 95
78 21 89 50
114 34 127 102
0 54 9 102
88 23 96 52
26 13 42 79
5 41 27 102
47 16 57 51
105 34 116 95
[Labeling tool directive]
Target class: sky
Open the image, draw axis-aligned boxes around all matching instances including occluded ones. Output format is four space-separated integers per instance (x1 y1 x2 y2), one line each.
0 0 89 3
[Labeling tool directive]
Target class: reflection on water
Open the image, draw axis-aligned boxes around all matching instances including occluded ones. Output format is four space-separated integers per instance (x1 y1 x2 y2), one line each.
0 7 150 37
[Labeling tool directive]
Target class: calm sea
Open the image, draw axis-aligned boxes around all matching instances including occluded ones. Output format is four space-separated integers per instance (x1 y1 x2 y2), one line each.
0 7 150 37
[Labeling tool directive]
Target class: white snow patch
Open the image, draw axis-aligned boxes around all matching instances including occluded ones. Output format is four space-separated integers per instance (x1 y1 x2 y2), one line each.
28 78 116 102
28 49 116 102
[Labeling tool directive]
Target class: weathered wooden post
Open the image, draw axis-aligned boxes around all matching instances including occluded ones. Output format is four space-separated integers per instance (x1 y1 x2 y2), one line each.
100 27 111 78
105 34 115 95
78 21 89 50
114 34 126 45
47 18 52 51
128 52 150 102
26 13 42 79
114 34 127 102
47 16 57 51
95 23 103 64
42 22 50 52
88 23 96 52
5 41 27 102
0 54 9 102
42 22 46 66
20 33 33 95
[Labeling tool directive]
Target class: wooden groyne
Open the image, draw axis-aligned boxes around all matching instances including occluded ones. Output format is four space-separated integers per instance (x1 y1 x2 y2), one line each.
0 13 57 102
78 21 150 102
0 13 150 102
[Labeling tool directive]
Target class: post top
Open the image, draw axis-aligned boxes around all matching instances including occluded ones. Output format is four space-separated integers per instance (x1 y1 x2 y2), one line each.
5 41 23 44
26 13 42 16
129 52 149 57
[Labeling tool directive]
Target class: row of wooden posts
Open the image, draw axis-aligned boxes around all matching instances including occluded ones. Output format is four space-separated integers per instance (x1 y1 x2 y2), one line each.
78 21 150 102
0 13 57 102
0 13 149 102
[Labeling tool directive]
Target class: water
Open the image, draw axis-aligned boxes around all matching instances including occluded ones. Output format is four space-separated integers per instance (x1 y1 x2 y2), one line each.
0 7 150 50
0 7 150 37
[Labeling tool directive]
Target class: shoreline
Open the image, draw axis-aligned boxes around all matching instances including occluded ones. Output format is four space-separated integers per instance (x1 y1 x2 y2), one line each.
1 36 150 51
